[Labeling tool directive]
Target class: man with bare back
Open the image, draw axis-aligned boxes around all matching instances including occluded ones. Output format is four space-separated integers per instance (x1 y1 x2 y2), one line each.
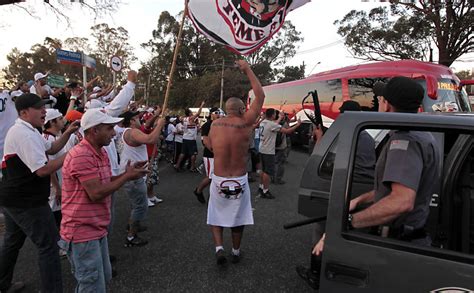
207 60 265 266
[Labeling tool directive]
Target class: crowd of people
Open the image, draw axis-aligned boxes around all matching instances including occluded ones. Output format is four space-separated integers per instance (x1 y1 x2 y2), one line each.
0 59 438 293
0 60 301 292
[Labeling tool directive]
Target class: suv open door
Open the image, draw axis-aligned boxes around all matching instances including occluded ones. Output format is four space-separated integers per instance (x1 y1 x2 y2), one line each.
300 112 474 292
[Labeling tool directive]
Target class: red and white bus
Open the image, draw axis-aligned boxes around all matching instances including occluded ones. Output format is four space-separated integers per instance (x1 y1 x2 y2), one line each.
248 60 471 146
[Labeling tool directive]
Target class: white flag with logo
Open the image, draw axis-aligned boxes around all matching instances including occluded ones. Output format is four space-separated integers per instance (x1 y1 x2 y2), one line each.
188 0 310 55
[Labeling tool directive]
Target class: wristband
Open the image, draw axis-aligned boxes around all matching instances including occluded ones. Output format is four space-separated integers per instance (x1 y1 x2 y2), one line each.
70 96 77 101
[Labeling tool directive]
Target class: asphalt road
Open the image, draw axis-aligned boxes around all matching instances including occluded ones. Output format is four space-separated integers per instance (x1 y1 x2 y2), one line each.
5 146 315 292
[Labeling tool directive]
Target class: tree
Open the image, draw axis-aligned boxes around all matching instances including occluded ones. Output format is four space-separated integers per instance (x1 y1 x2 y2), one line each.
456 70 472 80
335 0 474 66
276 64 306 83
0 1 121 26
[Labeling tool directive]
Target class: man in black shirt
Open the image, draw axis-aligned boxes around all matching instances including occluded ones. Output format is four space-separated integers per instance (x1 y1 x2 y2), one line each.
193 107 225 204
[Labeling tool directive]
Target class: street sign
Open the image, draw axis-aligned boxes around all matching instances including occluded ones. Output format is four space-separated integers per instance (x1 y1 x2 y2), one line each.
56 49 82 67
110 56 123 72
83 54 96 70
47 74 65 88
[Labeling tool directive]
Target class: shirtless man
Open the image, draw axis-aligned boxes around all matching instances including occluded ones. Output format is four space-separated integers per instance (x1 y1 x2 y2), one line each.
207 60 265 265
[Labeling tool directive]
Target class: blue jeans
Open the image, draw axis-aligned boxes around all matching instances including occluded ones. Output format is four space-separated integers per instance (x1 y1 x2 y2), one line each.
124 178 148 222
58 237 111 293
0 204 62 292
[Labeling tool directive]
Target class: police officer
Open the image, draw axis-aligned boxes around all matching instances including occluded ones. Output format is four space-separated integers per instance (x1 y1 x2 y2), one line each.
348 76 440 246
297 76 441 290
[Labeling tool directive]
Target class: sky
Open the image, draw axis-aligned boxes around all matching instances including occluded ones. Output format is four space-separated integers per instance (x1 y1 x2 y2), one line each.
0 0 472 78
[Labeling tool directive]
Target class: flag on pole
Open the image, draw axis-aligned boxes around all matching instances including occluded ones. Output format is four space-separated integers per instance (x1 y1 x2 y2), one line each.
188 0 310 55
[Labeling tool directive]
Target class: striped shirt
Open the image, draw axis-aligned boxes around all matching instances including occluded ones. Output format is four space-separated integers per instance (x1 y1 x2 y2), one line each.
60 139 112 243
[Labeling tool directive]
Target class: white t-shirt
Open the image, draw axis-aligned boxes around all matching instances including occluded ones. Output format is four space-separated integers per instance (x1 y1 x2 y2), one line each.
165 124 176 142
3 119 51 173
114 125 126 155
259 119 282 155
174 123 184 143
183 117 198 140
43 131 66 212
0 91 18 162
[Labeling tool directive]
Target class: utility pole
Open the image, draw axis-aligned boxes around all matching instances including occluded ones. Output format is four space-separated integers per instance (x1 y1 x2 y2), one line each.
219 58 225 109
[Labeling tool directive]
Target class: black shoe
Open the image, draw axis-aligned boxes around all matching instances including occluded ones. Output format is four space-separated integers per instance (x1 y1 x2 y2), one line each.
262 190 275 199
109 255 117 264
124 236 148 248
296 265 320 290
125 223 147 233
257 187 263 198
216 249 227 265
231 252 241 264
194 189 206 204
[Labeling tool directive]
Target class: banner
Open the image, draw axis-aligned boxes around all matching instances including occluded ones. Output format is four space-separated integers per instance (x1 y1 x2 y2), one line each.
188 0 310 55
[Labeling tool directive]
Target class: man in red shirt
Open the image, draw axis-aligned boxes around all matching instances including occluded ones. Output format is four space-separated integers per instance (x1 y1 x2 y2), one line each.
59 109 148 292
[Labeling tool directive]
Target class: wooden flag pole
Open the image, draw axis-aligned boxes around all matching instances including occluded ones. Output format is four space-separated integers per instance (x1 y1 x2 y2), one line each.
161 0 188 114
148 0 188 172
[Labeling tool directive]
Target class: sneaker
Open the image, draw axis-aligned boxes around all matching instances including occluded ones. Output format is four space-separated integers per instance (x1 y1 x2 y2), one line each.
59 249 67 258
150 196 163 204
262 190 275 199
147 198 156 207
124 235 148 248
296 265 320 290
190 168 199 173
193 189 206 204
230 252 241 264
3 282 25 293
216 249 227 265
257 187 263 198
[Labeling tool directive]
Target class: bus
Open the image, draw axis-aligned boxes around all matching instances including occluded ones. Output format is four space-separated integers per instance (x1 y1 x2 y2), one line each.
248 60 472 146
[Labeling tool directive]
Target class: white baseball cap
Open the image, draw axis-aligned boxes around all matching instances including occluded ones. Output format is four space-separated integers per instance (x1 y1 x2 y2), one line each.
34 72 48 81
44 109 63 124
92 86 102 93
81 108 123 131
10 90 23 98
84 99 107 111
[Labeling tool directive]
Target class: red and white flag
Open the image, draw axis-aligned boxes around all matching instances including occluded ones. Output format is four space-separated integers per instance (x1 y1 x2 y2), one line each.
188 0 310 55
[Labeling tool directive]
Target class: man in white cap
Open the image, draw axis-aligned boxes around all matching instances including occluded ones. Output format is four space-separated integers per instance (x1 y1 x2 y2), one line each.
43 109 67 228
59 109 149 292
30 72 57 108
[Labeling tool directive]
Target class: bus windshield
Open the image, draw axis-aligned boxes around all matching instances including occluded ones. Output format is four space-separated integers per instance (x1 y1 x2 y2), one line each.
421 78 471 112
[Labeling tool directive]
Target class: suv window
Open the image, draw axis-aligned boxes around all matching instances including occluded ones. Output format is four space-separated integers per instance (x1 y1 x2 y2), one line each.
319 137 338 179
344 128 474 262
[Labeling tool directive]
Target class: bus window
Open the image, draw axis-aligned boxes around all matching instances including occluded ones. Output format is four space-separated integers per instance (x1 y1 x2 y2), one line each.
348 78 389 111
291 79 343 103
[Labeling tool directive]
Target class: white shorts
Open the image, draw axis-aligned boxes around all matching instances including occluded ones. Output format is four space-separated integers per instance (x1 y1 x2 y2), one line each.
207 173 254 227
203 157 214 179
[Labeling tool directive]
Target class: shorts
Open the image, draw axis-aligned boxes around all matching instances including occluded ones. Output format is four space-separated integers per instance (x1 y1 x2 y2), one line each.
260 153 275 176
203 157 214 179
181 139 198 156
165 140 174 152
146 157 159 186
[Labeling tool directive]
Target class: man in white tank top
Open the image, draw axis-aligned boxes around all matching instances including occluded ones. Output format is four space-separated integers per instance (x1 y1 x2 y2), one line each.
119 110 165 247
174 101 205 172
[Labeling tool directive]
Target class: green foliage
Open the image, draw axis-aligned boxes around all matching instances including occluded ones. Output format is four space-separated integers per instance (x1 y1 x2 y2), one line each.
2 23 135 88
276 64 306 83
335 1 474 66
456 70 472 80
